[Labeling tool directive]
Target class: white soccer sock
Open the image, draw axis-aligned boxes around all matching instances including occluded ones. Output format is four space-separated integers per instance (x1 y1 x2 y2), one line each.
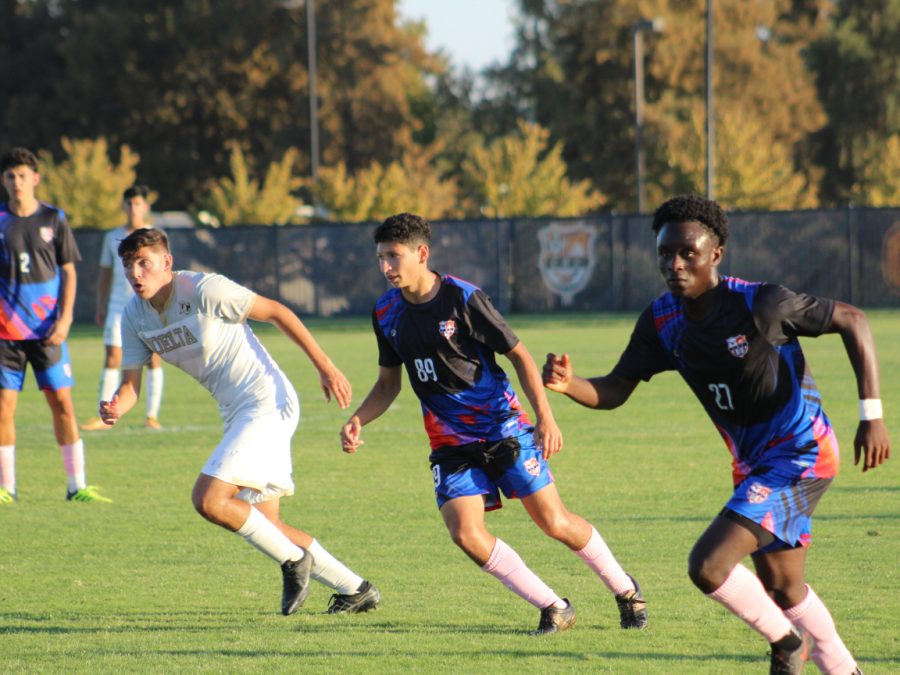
99 368 120 408
60 440 86 491
235 507 305 565
145 366 164 419
307 539 365 595
0 445 15 492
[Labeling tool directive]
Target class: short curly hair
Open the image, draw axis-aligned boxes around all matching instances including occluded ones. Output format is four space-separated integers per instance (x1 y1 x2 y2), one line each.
651 194 729 247
373 213 431 248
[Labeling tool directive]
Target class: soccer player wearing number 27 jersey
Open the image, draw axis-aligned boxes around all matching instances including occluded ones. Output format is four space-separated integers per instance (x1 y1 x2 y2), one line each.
543 195 889 675
341 213 646 635
100 228 380 616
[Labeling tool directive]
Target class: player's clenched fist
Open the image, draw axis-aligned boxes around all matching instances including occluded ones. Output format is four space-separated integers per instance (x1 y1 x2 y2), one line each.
542 353 573 393
340 416 364 453
99 394 122 426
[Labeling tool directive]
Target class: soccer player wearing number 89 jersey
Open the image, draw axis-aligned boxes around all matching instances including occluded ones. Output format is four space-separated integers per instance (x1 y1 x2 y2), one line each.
543 195 889 674
341 213 646 635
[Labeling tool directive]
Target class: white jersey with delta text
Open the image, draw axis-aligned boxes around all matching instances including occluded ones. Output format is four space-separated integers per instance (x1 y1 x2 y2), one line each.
121 271 295 424
100 226 138 315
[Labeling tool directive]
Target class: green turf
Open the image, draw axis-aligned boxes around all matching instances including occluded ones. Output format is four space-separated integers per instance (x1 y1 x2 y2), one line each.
2 312 898 674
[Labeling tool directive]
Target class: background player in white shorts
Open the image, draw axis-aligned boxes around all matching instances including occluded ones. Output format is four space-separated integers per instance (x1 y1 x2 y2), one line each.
99 228 380 616
82 186 164 430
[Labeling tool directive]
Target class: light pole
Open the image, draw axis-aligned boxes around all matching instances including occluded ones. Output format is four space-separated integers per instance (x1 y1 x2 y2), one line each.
279 0 319 184
633 18 664 214
706 0 715 201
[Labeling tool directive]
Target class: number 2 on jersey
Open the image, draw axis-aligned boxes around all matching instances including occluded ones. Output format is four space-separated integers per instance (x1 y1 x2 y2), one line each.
414 358 437 382
19 253 30 274
709 383 734 410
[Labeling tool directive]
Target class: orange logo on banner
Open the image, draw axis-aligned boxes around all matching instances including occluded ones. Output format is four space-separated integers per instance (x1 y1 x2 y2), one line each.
882 221 900 295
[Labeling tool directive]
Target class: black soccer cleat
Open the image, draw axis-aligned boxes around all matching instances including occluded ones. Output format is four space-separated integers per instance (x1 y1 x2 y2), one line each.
615 574 648 629
323 580 381 614
281 550 313 616
769 626 812 675
528 599 576 636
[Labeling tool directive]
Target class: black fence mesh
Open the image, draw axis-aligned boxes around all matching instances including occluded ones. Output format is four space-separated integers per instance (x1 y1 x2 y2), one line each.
71 207 900 322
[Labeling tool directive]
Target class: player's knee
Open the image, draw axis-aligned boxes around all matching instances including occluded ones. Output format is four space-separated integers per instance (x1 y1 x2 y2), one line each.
535 510 570 541
687 554 729 594
191 490 222 522
448 525 483 554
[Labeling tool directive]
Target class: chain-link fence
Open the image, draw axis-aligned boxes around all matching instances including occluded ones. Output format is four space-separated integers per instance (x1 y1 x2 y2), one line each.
72 207 900 322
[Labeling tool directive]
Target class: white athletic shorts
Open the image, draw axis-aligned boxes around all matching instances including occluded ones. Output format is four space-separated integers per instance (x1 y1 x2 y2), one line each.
103 311 124 348
201 396 300 504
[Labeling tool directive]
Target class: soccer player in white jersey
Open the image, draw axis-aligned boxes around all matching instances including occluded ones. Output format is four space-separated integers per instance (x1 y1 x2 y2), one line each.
81 186 165 431
99 228 380 616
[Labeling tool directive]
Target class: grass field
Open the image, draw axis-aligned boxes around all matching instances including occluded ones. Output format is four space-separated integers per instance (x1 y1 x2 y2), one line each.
1 312 898 674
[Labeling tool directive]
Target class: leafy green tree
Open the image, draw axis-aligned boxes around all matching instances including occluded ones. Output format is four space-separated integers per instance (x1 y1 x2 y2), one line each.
493 0 827 210
314 146 460 222
0 0 442 210
200 144 303 225
37 137 144 229
662 107 817 210
461 121 605 218
850 134 900 207
807 1 900 204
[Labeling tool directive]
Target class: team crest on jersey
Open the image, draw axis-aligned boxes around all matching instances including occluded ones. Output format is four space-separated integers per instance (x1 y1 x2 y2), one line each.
523 458 541 477
537 222 598 306
40 227 54 243
726 335 749 358
747 483 772 505
63 363 72 378
439 319 456 340
179 301 191 314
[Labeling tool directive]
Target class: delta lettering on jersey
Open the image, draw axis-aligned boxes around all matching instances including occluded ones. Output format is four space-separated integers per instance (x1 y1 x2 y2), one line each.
146 326 199 355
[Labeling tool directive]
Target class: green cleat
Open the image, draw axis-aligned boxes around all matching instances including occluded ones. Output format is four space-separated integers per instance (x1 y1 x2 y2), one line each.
66 486 113 503
0 487 17 503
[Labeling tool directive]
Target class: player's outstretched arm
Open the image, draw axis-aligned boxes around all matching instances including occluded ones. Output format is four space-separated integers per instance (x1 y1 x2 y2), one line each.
100 368 142 425
341 366 402 454
45 262 77 346
504 342 562 460
826 302 890 471
248 295 351 408
542 353 639 410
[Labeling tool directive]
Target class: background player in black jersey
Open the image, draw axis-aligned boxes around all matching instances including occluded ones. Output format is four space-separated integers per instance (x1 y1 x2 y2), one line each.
340 213 646 635
543 195 889 674
0 148 110 504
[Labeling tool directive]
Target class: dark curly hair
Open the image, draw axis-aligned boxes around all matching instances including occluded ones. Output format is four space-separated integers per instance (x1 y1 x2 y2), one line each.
373 213 431 248
123 185 150 200
651 194 729 247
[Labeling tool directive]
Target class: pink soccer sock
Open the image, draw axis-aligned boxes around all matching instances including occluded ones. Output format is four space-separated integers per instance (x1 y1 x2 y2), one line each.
0 445 14 492
785 585 858 675
481 538 561 609
575 526 635 595
706 564 794 643
60 440 86 491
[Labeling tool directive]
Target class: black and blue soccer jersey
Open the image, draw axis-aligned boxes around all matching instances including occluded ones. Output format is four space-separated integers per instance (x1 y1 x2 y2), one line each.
373 275 532 449
0 203 81 340
612 277 840 485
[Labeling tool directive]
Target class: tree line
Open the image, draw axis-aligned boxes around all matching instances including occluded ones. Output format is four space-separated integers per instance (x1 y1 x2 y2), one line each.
2 0 899 227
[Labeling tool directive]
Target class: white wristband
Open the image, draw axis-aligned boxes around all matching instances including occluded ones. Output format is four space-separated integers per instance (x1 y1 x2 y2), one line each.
860 399 882 421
